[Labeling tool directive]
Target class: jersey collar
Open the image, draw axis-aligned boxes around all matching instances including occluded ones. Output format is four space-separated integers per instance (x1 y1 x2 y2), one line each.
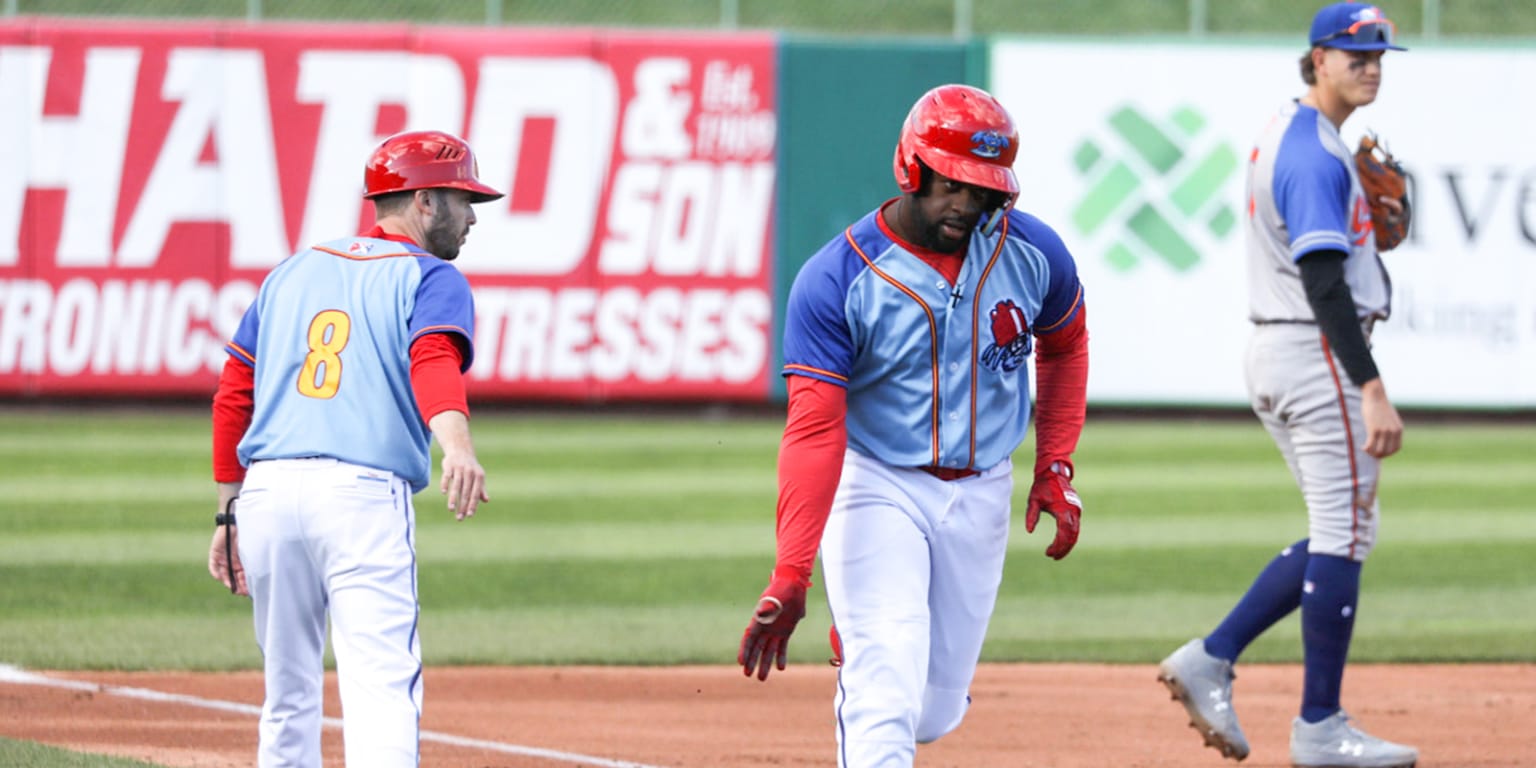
362 224 421 248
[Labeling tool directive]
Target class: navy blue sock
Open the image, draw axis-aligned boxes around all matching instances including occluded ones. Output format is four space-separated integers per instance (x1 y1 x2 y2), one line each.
1300 553 1362 723
1204 539 1309 662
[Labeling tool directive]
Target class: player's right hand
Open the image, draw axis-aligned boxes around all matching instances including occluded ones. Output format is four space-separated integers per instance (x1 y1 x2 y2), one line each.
738 570 808 681
439 451 488 521
427 410 488 520
1360 379 1403 459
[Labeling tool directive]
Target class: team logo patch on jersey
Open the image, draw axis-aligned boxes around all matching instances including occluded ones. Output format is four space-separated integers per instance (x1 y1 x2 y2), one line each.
970 130 1010 159
1350 196 1373 247
347 240 374 255
981 299 1031 372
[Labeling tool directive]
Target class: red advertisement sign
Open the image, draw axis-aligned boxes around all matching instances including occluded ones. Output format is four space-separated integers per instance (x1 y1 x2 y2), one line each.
0 19 778 401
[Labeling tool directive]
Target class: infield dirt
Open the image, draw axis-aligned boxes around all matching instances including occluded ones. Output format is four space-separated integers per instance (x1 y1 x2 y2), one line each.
2 662 1532 767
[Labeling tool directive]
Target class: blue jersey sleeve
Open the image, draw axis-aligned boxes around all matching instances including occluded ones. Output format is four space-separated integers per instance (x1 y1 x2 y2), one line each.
226 300 260 367
1274 118 1353 259
408 258 476 372
1008 211 1084 334
781 239 862 386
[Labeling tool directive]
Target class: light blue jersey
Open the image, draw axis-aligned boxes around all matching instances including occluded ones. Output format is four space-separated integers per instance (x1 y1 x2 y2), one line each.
227 236 475 493
782 205 1083 472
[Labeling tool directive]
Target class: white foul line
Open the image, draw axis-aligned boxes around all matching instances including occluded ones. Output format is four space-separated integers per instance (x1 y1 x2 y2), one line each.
0 663 668 768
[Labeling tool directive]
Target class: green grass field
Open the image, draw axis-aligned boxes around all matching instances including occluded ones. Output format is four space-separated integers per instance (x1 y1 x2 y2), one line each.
2 405 1532 672
2 405 1534 766
0 738 162 768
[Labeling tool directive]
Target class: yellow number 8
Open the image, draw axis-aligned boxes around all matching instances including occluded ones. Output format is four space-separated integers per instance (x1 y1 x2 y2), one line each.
297 310 351 399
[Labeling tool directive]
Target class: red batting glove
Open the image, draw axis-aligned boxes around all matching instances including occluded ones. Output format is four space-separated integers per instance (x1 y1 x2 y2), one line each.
738 569 808 681
1025 461 1081 560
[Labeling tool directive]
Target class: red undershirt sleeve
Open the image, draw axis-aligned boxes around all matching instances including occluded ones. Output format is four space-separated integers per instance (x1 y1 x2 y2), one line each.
410 332 469 425
772 375 848 587
211 357 254 483
1032 306 1089 477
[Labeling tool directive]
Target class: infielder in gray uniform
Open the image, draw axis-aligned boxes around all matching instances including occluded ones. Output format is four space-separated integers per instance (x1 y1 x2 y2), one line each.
1157 4 1418 767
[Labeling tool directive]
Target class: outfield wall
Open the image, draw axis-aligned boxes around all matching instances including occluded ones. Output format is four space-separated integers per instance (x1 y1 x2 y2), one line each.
2 19 1531 407
0 19 782 402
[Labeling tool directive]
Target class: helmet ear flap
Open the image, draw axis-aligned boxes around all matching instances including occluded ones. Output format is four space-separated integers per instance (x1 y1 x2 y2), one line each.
894 140 922 194
894 140 931 194
909 159 930 194
901 158 920 192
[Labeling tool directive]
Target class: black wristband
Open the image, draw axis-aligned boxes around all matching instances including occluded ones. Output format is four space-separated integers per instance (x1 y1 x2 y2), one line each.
216 498 238 595
216 498 237 527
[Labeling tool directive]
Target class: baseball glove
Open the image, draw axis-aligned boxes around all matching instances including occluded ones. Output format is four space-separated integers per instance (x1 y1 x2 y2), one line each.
1355 133 1410 252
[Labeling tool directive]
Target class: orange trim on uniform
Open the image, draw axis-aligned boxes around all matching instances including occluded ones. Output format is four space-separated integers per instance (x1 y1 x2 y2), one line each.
845 226 944 466
964 219 1010 468
1319 332 1364 560
411 324 470 341
784 363 849 383
1034 284 1084 333
313 245 418 261
226 342 255 366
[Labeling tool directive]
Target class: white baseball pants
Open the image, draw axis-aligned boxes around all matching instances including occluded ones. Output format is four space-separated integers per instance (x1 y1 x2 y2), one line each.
238 457 422 768
820 449 1014 768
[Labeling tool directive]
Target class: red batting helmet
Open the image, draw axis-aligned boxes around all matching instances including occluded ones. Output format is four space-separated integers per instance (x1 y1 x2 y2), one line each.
893 84 1020 206
363 130 504 203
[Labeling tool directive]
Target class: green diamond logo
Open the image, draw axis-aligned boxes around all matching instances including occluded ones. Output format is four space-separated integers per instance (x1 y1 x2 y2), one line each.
1072 105 1239 273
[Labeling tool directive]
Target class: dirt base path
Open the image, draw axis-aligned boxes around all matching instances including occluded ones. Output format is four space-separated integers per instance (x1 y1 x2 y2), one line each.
2 663 1532 767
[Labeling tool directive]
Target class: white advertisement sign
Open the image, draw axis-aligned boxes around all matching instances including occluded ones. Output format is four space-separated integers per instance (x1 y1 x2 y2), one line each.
992 42 1536 407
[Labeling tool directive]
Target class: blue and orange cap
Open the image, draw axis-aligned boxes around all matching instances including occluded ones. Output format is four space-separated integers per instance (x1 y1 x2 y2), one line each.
1309 3 1407 51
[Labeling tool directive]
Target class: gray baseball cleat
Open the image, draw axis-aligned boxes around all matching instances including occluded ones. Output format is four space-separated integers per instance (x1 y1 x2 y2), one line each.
1158 638 1250 761
1290 710 1418 768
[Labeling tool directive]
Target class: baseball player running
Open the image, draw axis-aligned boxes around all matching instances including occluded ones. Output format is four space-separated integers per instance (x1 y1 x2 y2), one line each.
207 130 501 767
738 84 1089 768
1157 5 1417 767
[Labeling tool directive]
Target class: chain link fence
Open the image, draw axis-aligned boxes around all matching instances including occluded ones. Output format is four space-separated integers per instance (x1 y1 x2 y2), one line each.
7 0 1535 38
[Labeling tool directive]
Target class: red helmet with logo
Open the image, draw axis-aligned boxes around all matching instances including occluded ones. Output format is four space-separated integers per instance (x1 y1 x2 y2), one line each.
893 84 1020 206
363 130 504 203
